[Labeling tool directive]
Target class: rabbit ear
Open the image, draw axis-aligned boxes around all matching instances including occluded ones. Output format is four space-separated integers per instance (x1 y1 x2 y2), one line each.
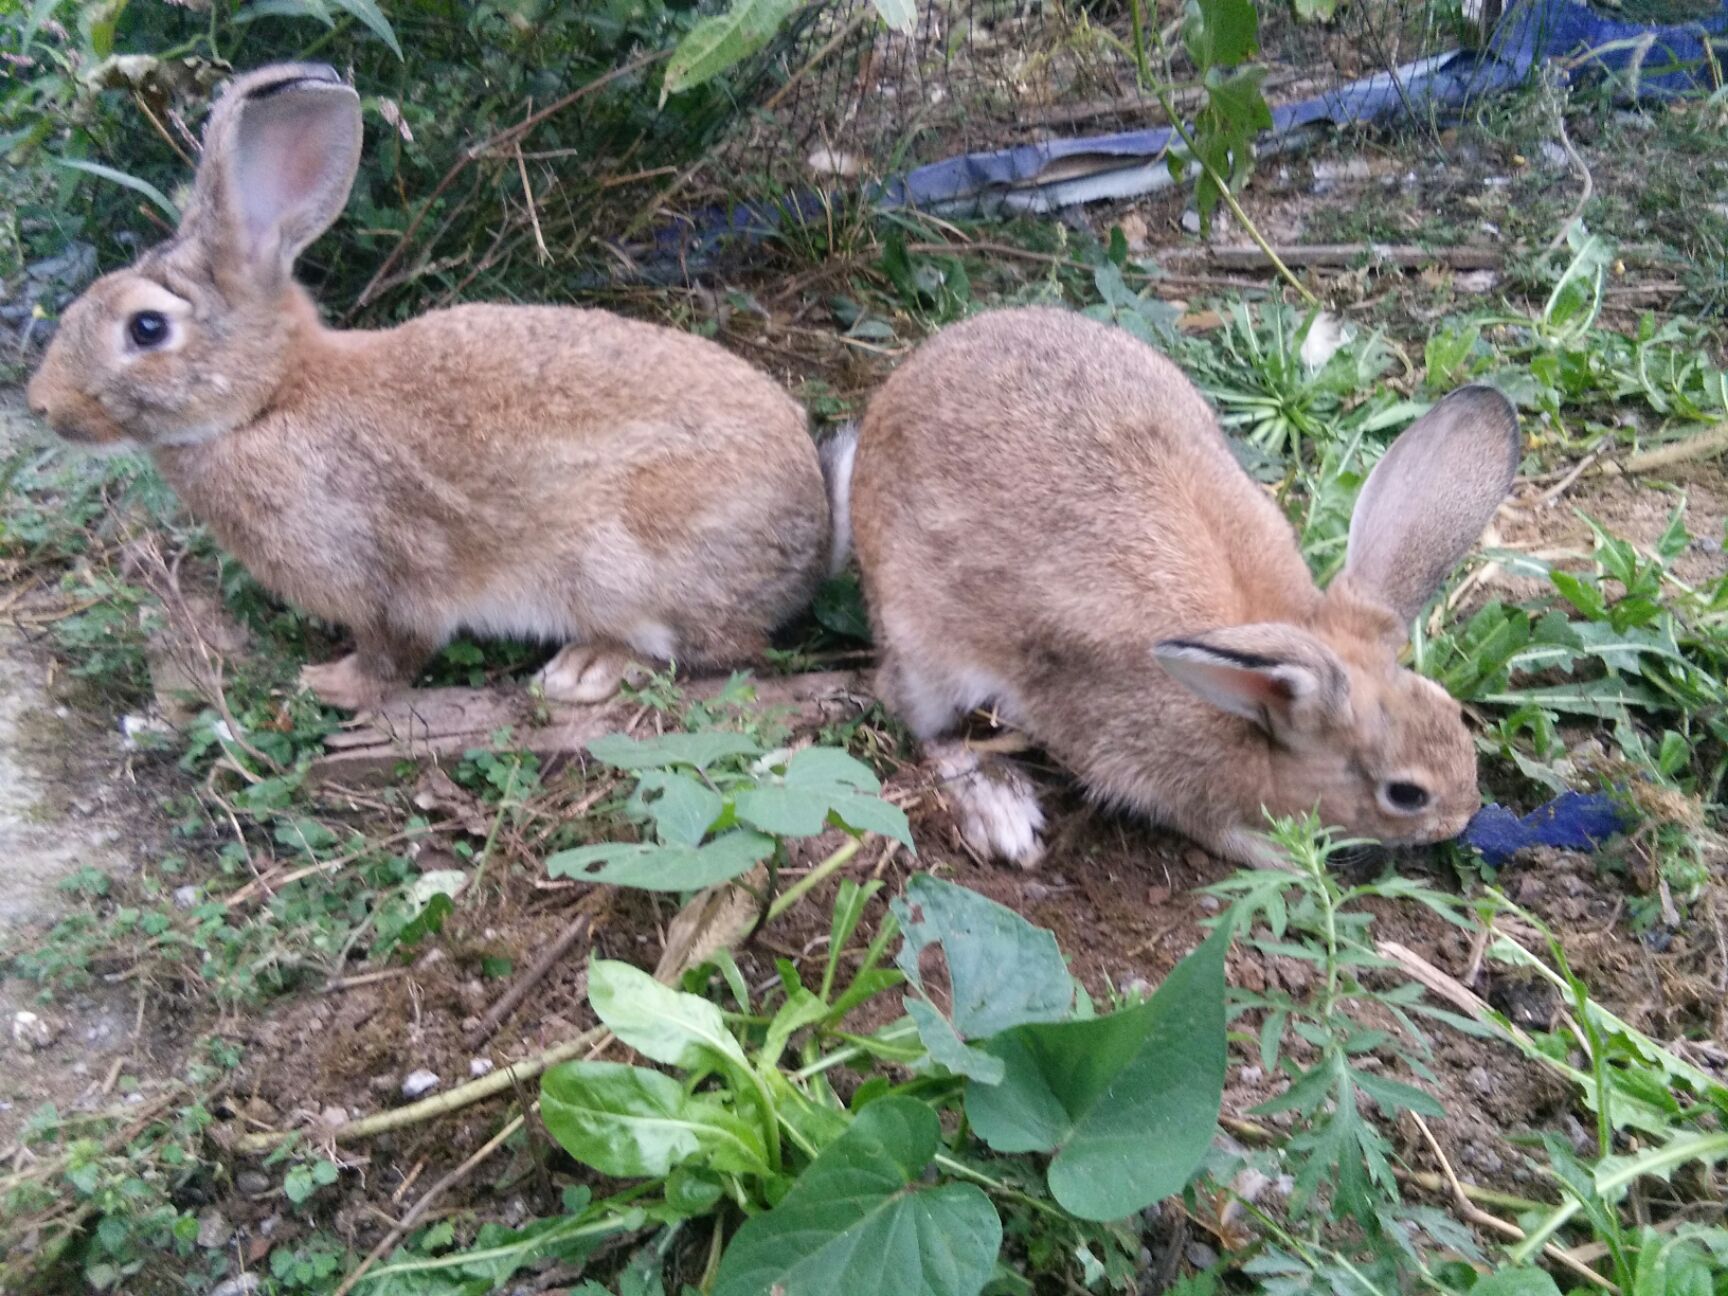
1344 385 1519 624
187 64 362 286
1154 625 1350 741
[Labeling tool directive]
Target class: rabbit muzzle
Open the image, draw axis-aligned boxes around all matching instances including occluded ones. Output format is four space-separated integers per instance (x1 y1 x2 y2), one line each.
26 368 131 448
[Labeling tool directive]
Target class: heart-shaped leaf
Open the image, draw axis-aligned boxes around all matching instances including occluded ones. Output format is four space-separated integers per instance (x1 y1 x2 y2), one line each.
712 1097 1000 1296
540 1060 769 1179
546 830 774 891
965 925 1228 1220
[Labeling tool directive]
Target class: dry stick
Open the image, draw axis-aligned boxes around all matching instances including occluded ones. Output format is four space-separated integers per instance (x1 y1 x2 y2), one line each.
1411 1113 1618 1293
233 1026 605 1154
762 9 873 115
331 1114 524 1296
1589 422 1728 477
465 914 592 1049
514 140 550 265
354 49 670 309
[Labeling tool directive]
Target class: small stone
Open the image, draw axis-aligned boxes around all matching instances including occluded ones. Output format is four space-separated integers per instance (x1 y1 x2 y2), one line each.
1180 209 1202 235
369 1073 398 1095
1469 1066 1493 1096
208 1278 262 1296
319 1105 348 1128
1186 1242 1220 1269
12 1011 58 1051
1539 140 1569 168
235 1170 271 1197
1198 895 1221 913
469 1057 495 1079
1237 1065 1264 1086
196 1207 232 1250
174 886 200 910
1184 848 1209 870
1023 881 1052 902
401 1070 440 1099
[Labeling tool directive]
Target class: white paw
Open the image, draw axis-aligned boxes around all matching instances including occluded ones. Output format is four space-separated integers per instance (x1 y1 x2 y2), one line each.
932 747 1047 869
300 656 388 712
536 645 634 704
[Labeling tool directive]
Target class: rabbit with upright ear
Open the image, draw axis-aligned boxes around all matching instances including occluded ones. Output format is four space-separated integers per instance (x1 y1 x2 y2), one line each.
27 64 836 711
841 307 1519 868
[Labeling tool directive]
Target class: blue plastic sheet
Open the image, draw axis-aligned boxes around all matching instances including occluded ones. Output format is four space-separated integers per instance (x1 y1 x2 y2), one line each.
1462 791 1630 866
627 0 1728 275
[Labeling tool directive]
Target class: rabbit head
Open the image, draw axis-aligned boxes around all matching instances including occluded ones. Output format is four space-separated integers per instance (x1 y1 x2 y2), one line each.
27 64 362 449
1154 385 1520 850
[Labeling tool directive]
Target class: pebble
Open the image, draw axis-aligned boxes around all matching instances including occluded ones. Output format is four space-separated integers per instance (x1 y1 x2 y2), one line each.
208 1278 262 1296
174 885 200 910
1237 1065 1264 1086
1198 895 1221 913
469 1057 495 1079
235 1170 271 1197
196 1208 232 1250
1186 1242 1220 1269
12 1011 58 1051
401 1069 440 1099
1181 209 1202 235
319 1105 348 1128
1468 1065 1493 1096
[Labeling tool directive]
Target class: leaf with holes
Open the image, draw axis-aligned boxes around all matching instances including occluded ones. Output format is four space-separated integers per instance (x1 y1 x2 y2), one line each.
546 831 774 891
734 747 912 845
890 875 1073 1082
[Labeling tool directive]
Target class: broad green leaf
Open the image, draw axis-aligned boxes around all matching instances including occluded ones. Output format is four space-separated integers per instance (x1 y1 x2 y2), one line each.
1467 1269 1561 1296
663 0 802 98
540 1060 769 1178
965 926 1227 1220
587 958 750 1073
889 876 1073 1081
329 0 403 57
588 731 761 772
1181 0 1259 70
632 771 723 848
734 747 913 845
869 0 916 33
712 1097 1000 1296
546 830 774 891
55 158 179 220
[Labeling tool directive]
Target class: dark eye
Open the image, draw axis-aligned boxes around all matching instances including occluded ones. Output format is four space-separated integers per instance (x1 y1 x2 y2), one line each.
1383 781 1430 813
127 311 169 349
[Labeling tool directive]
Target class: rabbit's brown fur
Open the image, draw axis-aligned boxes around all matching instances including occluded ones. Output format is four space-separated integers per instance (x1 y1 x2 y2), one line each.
850 307 1518 867
27 65 828 710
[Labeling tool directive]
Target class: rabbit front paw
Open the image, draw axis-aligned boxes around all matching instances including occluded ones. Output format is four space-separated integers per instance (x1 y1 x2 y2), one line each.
300 655 392 712
929 741 1047 869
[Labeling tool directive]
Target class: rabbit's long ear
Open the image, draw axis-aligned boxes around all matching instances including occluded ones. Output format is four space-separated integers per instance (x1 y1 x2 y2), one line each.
185 64 362 288
1154 624 1350 742
1343 386 1519 624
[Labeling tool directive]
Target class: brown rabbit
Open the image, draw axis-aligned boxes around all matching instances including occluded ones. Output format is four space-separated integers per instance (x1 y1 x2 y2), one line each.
844 307 1518 868
26 64 834 711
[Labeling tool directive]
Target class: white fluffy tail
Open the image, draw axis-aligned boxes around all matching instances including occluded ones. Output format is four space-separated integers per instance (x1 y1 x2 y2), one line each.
817 422 859 578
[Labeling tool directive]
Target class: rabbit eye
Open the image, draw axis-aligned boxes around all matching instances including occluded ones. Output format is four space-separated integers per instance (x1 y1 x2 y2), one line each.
127 311 169 349
1382 780 1430 814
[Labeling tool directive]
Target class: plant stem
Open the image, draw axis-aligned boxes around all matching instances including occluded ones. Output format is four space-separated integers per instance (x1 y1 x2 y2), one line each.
932 1154 1068 1220
233 1026 607 1153
766 838 863 922
1140 23 1319 306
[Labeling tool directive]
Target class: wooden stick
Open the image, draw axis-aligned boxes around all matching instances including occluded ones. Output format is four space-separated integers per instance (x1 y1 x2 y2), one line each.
332 1115 524 1296
465 914 592 1049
